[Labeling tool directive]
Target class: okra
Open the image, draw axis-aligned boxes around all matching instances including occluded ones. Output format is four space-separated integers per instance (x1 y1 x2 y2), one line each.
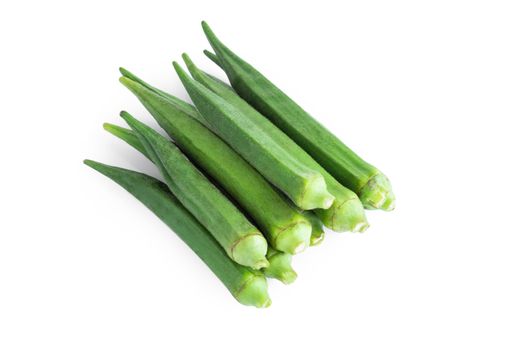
262 247 297 284
172 63 334 211
202 21 395 211
84 160 271 307
301 211 325 246
182 54 368 233
120 111 268 269
119 76 312 254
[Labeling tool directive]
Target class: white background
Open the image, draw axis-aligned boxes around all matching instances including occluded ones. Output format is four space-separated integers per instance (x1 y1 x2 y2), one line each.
1 1 507 349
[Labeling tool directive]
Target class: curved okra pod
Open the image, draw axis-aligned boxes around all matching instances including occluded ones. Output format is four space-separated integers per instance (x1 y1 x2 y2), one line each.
201 21 395 211
120 111 268 269
84 160 271 308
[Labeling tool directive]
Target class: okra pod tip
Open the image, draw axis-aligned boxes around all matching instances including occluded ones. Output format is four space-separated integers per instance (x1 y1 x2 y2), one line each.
359 172 395 211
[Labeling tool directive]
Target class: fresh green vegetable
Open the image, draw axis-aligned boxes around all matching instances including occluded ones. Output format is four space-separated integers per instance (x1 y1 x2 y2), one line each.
84 159 271 307
119 76 313 254
119 68 203 122
120 111 268 269
262 247 297 284
201 21 395 211
103 123 150 159
301 211 325 246
172 62 335 211
181 54 368 233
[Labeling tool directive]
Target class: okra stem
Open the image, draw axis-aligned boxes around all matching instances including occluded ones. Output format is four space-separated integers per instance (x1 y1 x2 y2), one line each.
262 247 297 284
201 21 395 211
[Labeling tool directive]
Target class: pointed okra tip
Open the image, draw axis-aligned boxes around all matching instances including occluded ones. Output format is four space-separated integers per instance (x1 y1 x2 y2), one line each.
310 230 325 246
172 61 189 82
83 159 113 176
181 53 201 77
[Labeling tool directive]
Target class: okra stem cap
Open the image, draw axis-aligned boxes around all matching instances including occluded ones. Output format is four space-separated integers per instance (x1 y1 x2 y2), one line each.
235 274 271 308
359 172 396 211
299 174 335 210
274 221 311 255
263 252 297 285
231 234 269 270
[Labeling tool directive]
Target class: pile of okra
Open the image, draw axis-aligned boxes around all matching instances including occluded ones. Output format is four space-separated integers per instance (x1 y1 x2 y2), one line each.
86 22 395 308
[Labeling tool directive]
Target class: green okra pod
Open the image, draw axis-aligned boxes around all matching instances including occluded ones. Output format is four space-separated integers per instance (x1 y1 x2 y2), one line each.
182 53 368 233
84 160 271 308
118 75 313 254
201 21 395 211
120 111 268 269
172 62 334 211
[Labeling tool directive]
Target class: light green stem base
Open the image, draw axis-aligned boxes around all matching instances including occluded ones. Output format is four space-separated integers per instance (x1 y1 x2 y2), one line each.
263 250 297 284
315 197 369 233
359 172 395 211
235 273 272 308
274 221 311 255
231 234 269 270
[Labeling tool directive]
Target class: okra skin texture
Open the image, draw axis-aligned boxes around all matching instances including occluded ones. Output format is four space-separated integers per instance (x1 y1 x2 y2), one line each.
182 54 368 233
121 112 268 270
84 160 271 308
201 21 395 211
262 247 297 284
173 62 334 211
119 76 312 255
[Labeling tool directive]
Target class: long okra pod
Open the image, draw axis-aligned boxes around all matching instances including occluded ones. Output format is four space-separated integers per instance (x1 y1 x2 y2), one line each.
201 21 395 211
84 160 271 307
119 76 313 254
182 54 368 233
120 111 268 269
172 62 334 211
